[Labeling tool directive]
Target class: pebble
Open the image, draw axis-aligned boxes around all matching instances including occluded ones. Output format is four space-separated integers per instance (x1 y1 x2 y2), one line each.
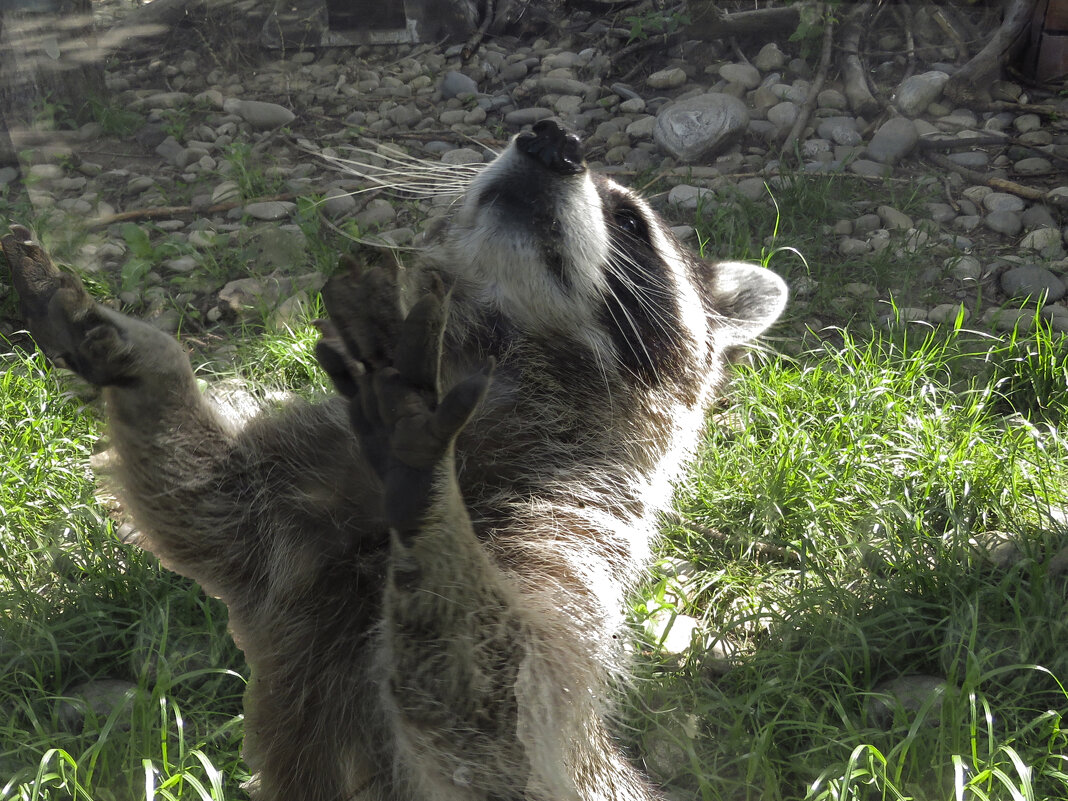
718 63 761 89
893 71 950 116
646 67 687 90
1020 227 1063 252
244 201 296 220
984 211 1022 236
867 675 947 729
440 70 478 99
867 117 918 164
223 98 296 130
1000 265 1067 302
983 192 1026 213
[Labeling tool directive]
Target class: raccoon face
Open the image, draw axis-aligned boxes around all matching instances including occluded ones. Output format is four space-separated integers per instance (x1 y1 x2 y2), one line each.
438 118 786 381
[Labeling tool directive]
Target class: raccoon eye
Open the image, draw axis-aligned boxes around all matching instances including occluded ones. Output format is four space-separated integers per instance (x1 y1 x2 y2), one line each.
613 206 647 240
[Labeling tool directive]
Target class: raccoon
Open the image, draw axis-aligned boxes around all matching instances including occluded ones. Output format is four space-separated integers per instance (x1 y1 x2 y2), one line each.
2 118 786 801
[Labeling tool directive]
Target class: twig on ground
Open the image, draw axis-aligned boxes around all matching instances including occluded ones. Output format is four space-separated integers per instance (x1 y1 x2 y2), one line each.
780 3 834 161
88 192 304 228
923 152 1068 208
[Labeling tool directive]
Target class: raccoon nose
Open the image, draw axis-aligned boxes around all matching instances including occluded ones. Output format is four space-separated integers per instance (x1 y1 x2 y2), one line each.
516 119 585 175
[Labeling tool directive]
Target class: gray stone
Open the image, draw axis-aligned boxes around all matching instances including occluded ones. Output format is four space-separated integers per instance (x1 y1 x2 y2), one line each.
816 116 862 146
816 88 848 110
929 303 970 324
441 70 478 99
718 62 761 89
58 679 139 732
646 67 687 90
218 275 291 314
848 159 891 178
947 151 990 169
947 255 982 281
1015 157 1053 174
321 187 356 218
766 101 799 130
877 205 913 230
983 192 1026 213
1000 265 1066 302
504 107 554 126
154 136 185 166
1014 114 1042 134
893 71 950 116
984 211 1022 236
867 675 947 729
754 43 787 72
653 93 749 162
223 99 296 130
0 166 17 187
1020 227 1064 252
355 198 397 229
1022 205 1057 230
244 201 296 221
868 117 919 164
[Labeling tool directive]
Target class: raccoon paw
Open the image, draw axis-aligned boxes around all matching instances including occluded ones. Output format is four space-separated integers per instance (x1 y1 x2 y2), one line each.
2 226 136 385
316 266 493 530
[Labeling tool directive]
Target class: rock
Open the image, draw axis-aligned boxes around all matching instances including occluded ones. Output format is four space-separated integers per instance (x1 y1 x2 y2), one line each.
667 184 715 211
504 107 554 126
653 93 749 162
753 43 787 72
929 303 969 324
984 211 1022 236
441 70 478 99
867 117 919 164
218 275 291 314
983 192 1026 213
57 679 139 732
985 307 1039 333
223 99 296 130
244 201 296 221
867 675 948 729
644 610 701 655
893 70 950 116
718 62 761 89
1020 227 1064 253
321 187 356 218
355 198 397 229
766 101 799 131
646 67 687 90
817 88 848 110
1015 156 1053 174
947 255 982 281
1000 265 1066 303
154 136 185 166
816 116 861 146
1014 113 1042 134
877 205 913 230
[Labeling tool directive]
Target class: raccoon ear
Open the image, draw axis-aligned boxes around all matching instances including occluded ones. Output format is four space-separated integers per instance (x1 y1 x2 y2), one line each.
708 260 788 343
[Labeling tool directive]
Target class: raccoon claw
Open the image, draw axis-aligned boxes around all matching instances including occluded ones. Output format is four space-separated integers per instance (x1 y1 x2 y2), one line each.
317 263 492 527
1 226 135 385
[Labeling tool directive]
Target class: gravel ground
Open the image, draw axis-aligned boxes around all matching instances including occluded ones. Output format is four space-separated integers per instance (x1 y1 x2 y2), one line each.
2 1 1068 347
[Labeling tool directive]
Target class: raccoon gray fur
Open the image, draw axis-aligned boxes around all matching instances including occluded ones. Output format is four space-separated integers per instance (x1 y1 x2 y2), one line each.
2 118 786 801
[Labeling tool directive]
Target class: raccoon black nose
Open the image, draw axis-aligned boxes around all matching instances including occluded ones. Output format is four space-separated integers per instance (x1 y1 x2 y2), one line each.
515 119 585 175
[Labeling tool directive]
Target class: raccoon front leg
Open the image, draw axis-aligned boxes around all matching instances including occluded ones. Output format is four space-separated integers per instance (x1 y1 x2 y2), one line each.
1 226 251 593
319 271 552 798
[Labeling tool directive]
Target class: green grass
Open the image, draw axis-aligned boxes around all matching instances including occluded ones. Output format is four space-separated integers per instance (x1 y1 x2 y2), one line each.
0 344 247 800
630 320 1068 800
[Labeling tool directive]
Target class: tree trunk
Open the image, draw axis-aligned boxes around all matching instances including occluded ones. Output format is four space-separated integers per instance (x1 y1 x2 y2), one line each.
944 0 1039 104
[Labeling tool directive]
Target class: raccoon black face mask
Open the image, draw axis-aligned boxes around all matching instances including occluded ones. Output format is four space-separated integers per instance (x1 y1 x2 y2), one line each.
3 118 786 801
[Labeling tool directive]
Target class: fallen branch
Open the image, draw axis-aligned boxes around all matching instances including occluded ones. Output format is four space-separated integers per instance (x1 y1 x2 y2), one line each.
923 152 1068 208
88 192 303 229
780 4 834 160
685 0 802 40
